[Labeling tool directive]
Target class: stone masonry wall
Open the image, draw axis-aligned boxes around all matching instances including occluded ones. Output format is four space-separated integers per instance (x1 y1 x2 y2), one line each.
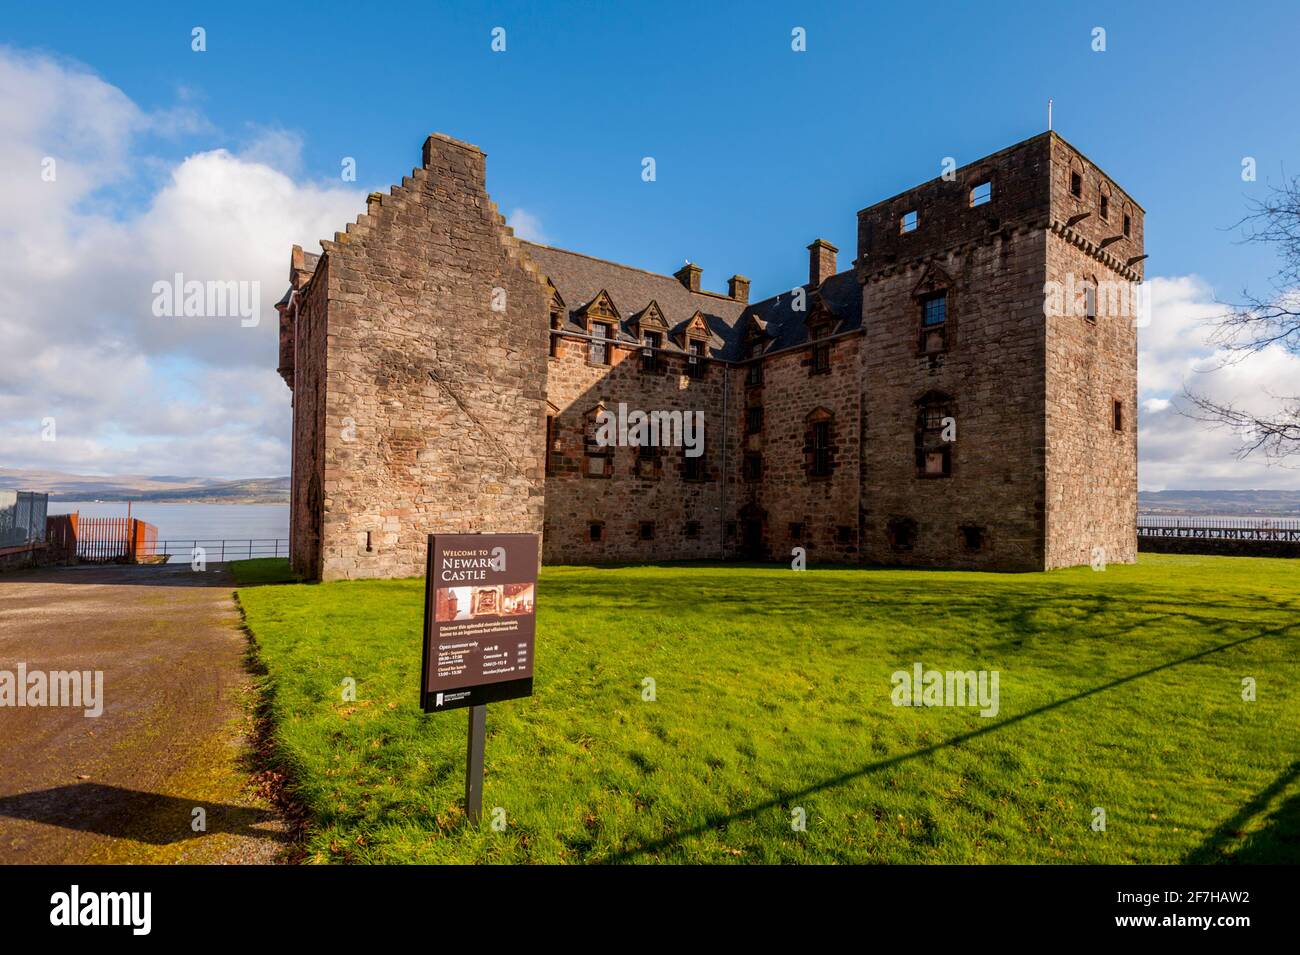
312 134 550 580
1042 138 1143 569
289 255 330 579
733 336 862 563
543 335 729 562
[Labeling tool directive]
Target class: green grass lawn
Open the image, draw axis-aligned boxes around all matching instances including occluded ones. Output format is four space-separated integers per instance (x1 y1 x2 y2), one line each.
232 553 1300 864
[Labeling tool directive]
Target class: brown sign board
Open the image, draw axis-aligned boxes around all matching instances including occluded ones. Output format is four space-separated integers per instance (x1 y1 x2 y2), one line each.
420 533 537 713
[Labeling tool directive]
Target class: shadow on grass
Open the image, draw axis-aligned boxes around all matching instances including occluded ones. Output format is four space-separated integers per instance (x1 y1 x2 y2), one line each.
603 626 1291 863
0 783 281 845
1184 760 1300 864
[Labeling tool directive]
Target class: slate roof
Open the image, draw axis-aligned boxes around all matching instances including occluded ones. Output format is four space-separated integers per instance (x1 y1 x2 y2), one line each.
520 242 748 359
737 269 863 354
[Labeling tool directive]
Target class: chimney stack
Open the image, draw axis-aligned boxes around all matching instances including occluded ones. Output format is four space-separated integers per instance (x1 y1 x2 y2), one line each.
807 239 838 287
728 274 751 304
674 262 702 293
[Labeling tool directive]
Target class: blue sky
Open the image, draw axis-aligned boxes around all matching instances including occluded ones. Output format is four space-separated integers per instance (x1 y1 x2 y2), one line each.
8 0 1297 296
2 1 1298 487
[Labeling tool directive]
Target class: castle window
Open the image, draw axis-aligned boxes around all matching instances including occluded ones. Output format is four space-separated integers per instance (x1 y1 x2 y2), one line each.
549 313 562 357
687 339 706 378
584 409 613 478
589 322 611 365
641 331 662 373
1099 193 1110 221
1070 171 1082 198
635 442 660 479
805 408 834 478
900 210 918 234
1123 214 1131 237
970 181 992 207
588 522 604 543
915 393 954 478
960 525 986 553
789 522 805 542
920 292 948 353
746 341 764 386
682 452 704 481
810 421 832 477
810 321 832 374
1084 282 1097 323
746 406 763 435
545 415 556 475
836 525 853 545
743 453 762 482
724 521 737 542
1113 399 1124 432
684 520 701 540
638 521 655 541
888 517 918 552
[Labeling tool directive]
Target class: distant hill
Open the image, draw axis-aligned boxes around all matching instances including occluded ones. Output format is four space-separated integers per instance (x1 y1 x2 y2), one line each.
0 468 289 504
1139 489 1300 516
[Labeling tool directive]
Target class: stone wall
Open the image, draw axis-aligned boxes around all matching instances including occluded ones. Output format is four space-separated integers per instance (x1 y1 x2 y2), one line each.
299 134 550 580
1042 136 1143 569
732 335 862 563
543 336 729 562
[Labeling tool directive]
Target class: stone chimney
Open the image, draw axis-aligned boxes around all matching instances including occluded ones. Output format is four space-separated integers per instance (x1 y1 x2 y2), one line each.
728 274 751 304
674 262 702 293
807 239 838 287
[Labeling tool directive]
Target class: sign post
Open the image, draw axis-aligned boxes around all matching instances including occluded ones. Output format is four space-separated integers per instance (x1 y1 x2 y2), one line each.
421 533 538 823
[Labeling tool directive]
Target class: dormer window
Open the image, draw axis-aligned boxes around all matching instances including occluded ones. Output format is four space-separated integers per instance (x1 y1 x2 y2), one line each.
746 340 764 386
687 339 706 378
589 322 611 365
920 292 947 353
810 320 832 374
641 330 662 373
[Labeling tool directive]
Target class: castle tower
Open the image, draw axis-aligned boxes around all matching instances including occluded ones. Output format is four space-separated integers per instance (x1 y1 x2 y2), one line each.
855 132 1141 570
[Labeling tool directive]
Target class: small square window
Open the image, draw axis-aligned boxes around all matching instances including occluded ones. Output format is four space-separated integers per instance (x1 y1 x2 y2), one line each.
970 181 991 207
1070 171 1082 198
836 525 853 545
684 520 701 540
1113 399 1124 432
639 521 655 541
682 453 703 481
960 525 986 552
789 522 805 541
888 517 917 552
900 210 918 234
588 522 604 542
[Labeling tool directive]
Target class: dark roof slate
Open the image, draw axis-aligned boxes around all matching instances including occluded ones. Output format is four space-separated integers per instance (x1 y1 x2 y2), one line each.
738 269 863 354
521 242 748 359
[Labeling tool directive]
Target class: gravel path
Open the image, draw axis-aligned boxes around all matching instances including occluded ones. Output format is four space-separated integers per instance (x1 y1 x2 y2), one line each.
0 562 286 864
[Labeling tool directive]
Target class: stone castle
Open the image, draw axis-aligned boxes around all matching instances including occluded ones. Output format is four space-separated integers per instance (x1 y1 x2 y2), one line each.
277 131 1142 581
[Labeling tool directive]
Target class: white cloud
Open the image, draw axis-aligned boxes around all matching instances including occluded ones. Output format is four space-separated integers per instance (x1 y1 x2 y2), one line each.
507 207 548 243
0 47 366 480
1138 275 1300 490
